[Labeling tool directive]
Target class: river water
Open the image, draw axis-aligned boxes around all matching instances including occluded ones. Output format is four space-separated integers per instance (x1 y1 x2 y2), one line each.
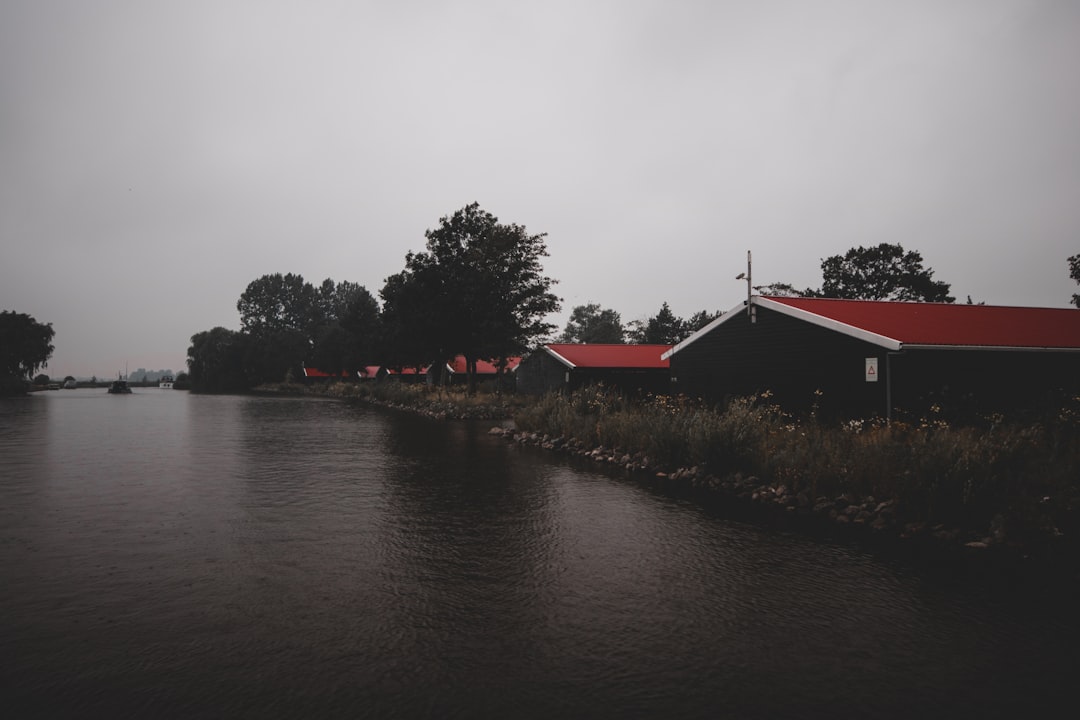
1 389 1077 719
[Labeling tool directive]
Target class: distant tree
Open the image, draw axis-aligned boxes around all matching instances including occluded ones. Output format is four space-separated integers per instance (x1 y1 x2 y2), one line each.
379 266 442 371
381 203 560 390
243 329 309 386
1069 254 1080 308
310 281 381 373
685 309 723 332
559 303 625 343
627 302 687 344
237 273 318 339
753 282 816 298
187 327 251 393
0 310 55 394
33 373 50 386
819 243 954 302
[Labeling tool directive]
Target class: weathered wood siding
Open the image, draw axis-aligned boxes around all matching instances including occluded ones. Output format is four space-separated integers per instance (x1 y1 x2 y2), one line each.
890 349 1080 420
670 305 889 417
516 351 569 395
671 304 1080 419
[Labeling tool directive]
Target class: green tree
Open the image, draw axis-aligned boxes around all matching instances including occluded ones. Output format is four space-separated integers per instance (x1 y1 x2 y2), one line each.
627 302 687 344
0 310 55 394
558 303 625 343
310 281 381 374
819 243 954 302
1069 254 1080 308
237 273 318 338
186 327 251 393
686 309 723 332
753 282 816 298
381 203 560 390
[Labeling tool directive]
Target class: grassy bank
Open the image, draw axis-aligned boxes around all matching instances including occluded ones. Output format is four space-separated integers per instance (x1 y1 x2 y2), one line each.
513 386 1080 551
252 380 1079 556
255 380 530 420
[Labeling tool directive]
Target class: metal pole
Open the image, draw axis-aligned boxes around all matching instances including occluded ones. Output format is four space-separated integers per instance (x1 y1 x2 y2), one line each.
747 250 755 323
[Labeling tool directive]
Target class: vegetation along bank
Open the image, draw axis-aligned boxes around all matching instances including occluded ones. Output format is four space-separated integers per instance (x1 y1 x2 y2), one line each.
271 379 1080 576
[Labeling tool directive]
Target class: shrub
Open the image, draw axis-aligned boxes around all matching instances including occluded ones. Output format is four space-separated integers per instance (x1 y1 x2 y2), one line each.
513 389 1080 536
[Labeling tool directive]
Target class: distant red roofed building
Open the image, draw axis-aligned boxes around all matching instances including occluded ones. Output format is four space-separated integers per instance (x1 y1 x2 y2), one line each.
517 344 671 396
664 296 1080 419
301 367 358 381
427 355 521 388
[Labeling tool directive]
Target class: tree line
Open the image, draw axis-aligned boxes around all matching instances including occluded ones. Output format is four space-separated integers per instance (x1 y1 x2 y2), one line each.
186 206 1080 394
559 243 957 345
187 204 561 393
2 228 1075 397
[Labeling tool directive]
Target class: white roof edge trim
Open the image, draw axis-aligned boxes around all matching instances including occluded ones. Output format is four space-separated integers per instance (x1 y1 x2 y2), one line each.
903 344 1080 353
663 300 749 359
757 297 902 351
543 345 577 369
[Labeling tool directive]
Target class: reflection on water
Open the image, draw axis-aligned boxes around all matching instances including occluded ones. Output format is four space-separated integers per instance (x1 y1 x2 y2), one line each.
1 390 1077 718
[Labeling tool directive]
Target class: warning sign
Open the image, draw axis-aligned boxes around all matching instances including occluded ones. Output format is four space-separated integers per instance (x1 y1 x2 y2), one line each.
865 357 878 383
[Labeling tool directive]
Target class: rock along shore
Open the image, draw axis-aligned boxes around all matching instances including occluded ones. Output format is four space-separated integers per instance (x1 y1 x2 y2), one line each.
489 426 1080 584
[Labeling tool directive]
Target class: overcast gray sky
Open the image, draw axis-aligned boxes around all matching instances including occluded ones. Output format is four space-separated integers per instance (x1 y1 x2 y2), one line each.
3 0 1078 379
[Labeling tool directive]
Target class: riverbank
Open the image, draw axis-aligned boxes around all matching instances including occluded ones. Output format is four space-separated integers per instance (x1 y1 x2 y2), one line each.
491 426 1080 582
254 380 1080 575
252 380 528 420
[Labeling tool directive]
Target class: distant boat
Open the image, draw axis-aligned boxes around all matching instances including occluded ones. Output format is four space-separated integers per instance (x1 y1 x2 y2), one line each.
159 375 174 389
107 374 132 394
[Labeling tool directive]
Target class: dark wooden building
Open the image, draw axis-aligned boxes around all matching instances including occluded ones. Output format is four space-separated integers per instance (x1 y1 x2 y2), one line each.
665 296 1080 420
516 344 672 396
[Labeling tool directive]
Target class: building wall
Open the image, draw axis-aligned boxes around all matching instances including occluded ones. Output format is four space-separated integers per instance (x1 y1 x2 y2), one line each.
568 368 671 397
517 350 673 397
671 304 1080 419
670 306 889 417
891 349 1080 421
516 351 569 395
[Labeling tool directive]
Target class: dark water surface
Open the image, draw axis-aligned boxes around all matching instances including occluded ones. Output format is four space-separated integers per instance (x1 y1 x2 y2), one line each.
2 390 1077 719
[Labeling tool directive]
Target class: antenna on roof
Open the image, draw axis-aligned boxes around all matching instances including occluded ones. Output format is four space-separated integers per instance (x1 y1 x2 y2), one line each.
735 251 755 323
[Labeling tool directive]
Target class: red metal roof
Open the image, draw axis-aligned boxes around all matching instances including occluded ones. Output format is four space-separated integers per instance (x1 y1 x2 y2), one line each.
445 356 522 374
384 366 424 375
544 344 671 369
302 368 353 378
764 297 1080 349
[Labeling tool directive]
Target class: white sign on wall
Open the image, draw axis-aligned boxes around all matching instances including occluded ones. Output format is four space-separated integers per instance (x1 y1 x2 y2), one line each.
865 357 879 383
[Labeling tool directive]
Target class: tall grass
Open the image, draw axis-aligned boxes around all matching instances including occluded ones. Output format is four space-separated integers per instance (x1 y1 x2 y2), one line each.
514 387 1080 536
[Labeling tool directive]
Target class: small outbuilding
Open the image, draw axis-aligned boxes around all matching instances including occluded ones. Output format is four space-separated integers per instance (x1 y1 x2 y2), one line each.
427 355 521 388
664 296 1080 420
516 343 672 396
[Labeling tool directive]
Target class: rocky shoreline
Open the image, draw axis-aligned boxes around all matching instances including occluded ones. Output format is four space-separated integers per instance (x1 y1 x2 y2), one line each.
490 426 1080 582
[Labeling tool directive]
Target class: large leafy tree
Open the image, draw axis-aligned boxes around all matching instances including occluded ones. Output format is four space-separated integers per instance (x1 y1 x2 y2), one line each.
237 273 318 338
559 303 625 343
627 302 687 344
1069 254 1080 308
310 280 381 375
819 243 954 302
381 203 561 390
0 310 55 394
186 327 251 393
